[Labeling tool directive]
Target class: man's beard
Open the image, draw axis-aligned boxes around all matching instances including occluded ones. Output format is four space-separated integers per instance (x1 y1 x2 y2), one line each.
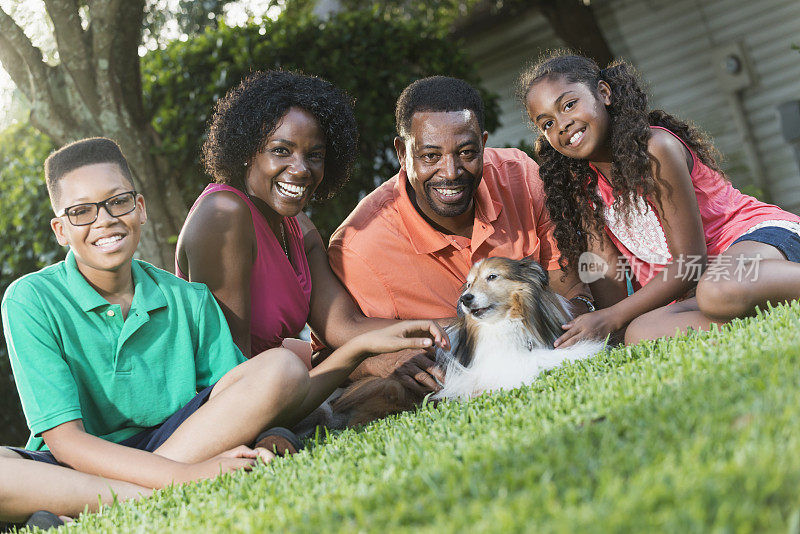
423 177 476 218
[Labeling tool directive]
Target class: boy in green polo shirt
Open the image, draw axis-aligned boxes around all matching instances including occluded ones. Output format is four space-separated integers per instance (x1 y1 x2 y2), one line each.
0 137 448 525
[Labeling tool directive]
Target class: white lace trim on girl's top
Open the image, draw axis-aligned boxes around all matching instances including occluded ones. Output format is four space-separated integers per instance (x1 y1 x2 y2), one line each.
739 219 800 239
604 196 671 265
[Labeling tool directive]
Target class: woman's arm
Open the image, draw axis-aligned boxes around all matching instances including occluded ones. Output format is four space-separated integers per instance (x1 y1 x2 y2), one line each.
297 212 397 348
177 192 256 357
299 213 449 392
556 129 706 346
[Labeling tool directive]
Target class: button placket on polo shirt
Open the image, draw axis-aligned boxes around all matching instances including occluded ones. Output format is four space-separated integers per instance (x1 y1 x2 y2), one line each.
115 307 150 375
99 304 128 373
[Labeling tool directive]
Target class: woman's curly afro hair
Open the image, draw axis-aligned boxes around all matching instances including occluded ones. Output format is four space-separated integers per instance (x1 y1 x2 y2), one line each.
202 70 358 201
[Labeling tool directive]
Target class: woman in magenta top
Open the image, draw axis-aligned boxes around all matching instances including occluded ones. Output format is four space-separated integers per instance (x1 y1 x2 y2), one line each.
177 183 311 358
176 71 402 367
520 52 800 345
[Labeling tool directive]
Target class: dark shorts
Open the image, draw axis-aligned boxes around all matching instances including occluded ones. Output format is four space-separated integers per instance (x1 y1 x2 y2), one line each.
6 384 215 466
731 226 800 263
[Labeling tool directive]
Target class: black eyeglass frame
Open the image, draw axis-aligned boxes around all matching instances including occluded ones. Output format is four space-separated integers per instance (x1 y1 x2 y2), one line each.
58 190 139 226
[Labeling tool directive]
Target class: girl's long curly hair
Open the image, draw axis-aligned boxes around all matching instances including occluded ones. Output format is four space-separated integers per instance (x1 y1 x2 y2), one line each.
517 51 723 271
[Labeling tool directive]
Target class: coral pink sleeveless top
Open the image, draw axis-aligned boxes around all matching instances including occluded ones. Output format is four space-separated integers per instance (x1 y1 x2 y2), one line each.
176 183 312 355
594 126 800 286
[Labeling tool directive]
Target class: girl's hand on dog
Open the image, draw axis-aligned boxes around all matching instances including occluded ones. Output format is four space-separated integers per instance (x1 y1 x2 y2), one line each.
353 320 450 355
554 309 618 348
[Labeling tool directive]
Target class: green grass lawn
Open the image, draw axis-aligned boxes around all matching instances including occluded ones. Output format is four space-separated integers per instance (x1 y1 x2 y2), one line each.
40 303 800 533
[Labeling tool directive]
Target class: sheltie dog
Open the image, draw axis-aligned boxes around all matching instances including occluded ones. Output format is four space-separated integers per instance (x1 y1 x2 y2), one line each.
432 256 604 400
329 257 604 426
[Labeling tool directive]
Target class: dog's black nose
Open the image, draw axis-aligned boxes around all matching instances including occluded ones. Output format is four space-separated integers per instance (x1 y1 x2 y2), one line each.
460 293 474 304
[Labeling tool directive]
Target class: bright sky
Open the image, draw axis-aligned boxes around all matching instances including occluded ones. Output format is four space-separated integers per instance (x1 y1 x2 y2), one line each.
0 0 281 129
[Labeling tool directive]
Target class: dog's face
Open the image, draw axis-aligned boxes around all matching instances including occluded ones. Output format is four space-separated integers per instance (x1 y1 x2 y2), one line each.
458 257 550 324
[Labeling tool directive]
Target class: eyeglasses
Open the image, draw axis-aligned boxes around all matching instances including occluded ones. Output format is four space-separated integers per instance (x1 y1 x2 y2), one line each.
59 191 138 226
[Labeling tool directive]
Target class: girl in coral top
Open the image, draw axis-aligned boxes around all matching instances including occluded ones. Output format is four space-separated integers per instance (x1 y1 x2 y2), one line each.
520 51 800 345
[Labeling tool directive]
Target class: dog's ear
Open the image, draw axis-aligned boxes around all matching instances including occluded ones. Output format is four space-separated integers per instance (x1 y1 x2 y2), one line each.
520 256 549 287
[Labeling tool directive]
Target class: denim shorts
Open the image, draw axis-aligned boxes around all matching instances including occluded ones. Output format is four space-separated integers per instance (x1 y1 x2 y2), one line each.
6 384 215 465
730 220 800 263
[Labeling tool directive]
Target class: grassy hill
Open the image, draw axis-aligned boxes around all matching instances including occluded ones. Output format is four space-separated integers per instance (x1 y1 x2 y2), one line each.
43 303 800 533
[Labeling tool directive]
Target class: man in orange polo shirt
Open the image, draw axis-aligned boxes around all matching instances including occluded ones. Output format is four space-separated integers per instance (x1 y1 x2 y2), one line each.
328 76 592 393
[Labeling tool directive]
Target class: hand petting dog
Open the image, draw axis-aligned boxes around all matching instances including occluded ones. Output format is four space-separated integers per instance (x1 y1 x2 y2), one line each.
352 320 450 358
359 351 446 394
348 321 449 394
554 308 619 348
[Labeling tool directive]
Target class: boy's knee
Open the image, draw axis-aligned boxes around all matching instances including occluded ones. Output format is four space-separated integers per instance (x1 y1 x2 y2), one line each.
253 348 310 390
696 278 749 320
0 447 22 459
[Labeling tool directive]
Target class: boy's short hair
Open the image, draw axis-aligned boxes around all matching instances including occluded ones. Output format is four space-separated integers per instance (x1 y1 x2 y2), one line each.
395 76 485 139
45 138 134 209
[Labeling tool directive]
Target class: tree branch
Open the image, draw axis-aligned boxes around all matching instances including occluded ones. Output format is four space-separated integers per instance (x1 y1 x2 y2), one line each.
112 0 146 125
88 0 146 128
0 8 50 98
44 0 99 114
0 33 31 100
0 7 81 142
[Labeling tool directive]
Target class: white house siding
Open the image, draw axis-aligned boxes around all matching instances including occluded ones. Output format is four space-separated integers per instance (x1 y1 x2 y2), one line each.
466 0 800 212
465 13 561 150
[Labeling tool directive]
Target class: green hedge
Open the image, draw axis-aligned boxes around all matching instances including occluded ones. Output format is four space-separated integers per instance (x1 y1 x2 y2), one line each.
0 122 60 446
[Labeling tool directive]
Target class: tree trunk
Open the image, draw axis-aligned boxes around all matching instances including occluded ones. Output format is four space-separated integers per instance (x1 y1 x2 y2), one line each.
537 0 614 67
0 1 185 269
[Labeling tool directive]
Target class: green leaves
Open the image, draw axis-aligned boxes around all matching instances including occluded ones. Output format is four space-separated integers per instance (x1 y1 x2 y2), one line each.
0 122 61 445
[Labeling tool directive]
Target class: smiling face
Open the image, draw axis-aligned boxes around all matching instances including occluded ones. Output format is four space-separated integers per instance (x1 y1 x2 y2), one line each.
245 107 326 225
51 162 146 278
394 110 488 234
525 76 612 162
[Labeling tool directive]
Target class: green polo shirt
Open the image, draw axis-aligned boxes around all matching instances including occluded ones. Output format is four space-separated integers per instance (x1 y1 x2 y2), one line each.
1 251 245 451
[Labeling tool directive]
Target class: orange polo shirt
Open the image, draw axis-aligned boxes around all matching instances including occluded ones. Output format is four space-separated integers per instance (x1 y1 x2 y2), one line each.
328 147 561 320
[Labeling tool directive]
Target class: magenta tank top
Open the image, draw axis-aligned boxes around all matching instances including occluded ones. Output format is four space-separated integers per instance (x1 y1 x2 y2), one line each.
595 126 800 286
177 183 312 355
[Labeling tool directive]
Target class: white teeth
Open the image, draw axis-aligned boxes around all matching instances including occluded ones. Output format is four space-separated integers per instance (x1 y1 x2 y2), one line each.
434 186 465 197
277 182 307 198
569 130 585 145
94 235 123 247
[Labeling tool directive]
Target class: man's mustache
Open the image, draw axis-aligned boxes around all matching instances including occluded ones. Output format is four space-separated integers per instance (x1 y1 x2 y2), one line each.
425 178 475 189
